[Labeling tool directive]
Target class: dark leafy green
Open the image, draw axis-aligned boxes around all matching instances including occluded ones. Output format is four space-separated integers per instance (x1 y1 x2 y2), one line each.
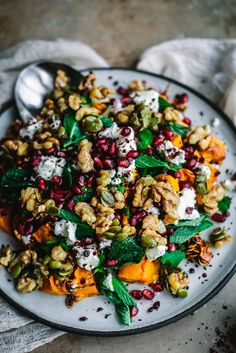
159 96 172 111
63 111 87 147
170 215 213 244
137 129 153 150
135 155 181 171
62 163 74 188
218 196 231 213
41 238 71 253
112 277 136 307
168 122 190 137
57 209 94 237
0 168 33 189
108 237 145 269
73 186 96 203
161 250 185 268
100 117 114 128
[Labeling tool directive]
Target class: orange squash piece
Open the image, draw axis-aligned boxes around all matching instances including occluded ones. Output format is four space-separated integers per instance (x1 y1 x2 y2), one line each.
0 208 13 234
206 163 219 191
156 174 179 192
179 168 196 186
171 134 183 148
201 137 226 165
41 275 68 295
32 223 54 244
118 258 160 284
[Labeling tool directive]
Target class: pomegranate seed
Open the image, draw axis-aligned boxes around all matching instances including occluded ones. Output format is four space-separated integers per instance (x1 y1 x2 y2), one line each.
18 224 25 235
211 213 226 222
183 146 194 154
120 96 133 105
100 144 109 153
108 142 116 155
97 138 106 146
46 147 55 154
77 176 85 187
103 159 114 169
127 150 139 158
163 129 174 139
143 289 155 300
187 158 197 169
67 199 74 210
152 283 164 292
130 306 139 317
180 181 189 189
106 259 119 267
121 127 131 136
57 151 66 158
87 176 95 187
114 213 121 221
176 93 189 104
153 135 164 147
57 202 64 209
49 190 54 198
130 290 143 300
173 171 181 178
136 210 148 219
81 237 94 246
34 150 42 157
117 159 130 168
38 178 46 191
56 189 67 195
166 228 174 235
117 86 129 96
186 207 193 215
53 193 65 202
168 243 176 252
25 225 33 236
94 157 103 169
32 158 41 167
73 186 82 195
130 216 138 227
51 176 62 185
183 117 191 125
25 217 34 223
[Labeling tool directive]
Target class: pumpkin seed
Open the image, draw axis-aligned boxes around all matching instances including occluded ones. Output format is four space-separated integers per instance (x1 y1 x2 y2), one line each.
42 255 51 265
11 264 22 278
177 289 188 298
49 259 61 269
115 233 128 241
112 219 120 226
141 235 157 248
103 231 115 239
101 190 115 206
109 226 122 233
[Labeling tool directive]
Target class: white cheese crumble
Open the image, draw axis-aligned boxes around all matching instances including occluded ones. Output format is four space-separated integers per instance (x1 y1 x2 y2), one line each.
50 120 61 130
196 163 211 179
158 140 186 165
146 245 167 261
177 188 200 220
35 156 66 180
21 235 31 245
112 99 123 114
99 238 113 250
73 245 99 271
223 179 236 191
146 203 160 215
211 117 220 127
131 89 159 113
54 219 77 245
98 123 137 158
103 273 114 291
19 118 44 139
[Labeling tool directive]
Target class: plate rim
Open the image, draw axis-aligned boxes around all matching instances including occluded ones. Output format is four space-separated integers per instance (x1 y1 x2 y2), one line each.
0 67 235 336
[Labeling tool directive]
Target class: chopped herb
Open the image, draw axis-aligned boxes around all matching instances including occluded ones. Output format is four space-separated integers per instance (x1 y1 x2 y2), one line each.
101 117 114 128
168 122 190 137
137 128 153 150
161 250 185 268
218 196 231 212
159 96 172 111
63 111 87 147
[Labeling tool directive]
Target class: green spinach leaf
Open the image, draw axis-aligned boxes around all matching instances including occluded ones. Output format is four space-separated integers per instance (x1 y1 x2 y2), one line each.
137 129 153 150
218 196 231 213
73 186 96 203
135 155 181 171
168 122 190 137
63 111 87 147
100 117 114 128
159 96 172 111
112 277 136 307
0 168 33 189
161 250 185 268
57 209 94 237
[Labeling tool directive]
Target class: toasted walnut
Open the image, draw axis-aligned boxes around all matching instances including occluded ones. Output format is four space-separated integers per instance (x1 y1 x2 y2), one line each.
51 246 68 261
187 125 212 150
79 72 96 91
17 142 29 156
16 277 37 293
20 187 41 212
90 86 113 104
129 80 145 92
164 107 183 122
75 106 100 121
3 140 27 156
152 181 179 225
142 215 167 246
44 99 54 110
164 268 189 296
55 70 70 89
114 190 125 209
77 139 94 173
202 184 225 214
122 224 136 236
68 94 81 111
186 236 213 266
0 246 15 267
133 176 154 208
96 170 111 188
94 214 114 235
18 250 37 266
74 202 96 225
57 97 68 112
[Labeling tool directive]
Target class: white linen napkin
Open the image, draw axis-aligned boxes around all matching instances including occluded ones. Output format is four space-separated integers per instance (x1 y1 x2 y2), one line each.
0 38 236 353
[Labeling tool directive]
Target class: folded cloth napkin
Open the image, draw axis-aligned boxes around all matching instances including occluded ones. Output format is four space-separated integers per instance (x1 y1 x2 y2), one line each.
1 37 236 353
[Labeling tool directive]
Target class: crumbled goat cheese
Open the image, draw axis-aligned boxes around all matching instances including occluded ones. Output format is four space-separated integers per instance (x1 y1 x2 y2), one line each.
73 245 99 271
50 120 61 129
211 117 220 127
158 140 185 165
196 163 211 179
19 118 44 139
35 156 66 180
54 219 77 245
177 188 200 220
98 123 137 158
112 99 123 114
131 89 159 113
117 159 136 182
146 245 167 261
21 235 32 245
223 179 236 191
146 203 160 215
103 273 114 291
99 238 113 250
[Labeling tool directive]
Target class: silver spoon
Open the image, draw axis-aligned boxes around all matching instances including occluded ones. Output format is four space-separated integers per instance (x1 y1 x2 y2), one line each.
15 61 84 123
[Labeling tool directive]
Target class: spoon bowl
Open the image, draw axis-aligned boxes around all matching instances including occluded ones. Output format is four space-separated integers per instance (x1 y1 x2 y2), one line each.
15 62 83 122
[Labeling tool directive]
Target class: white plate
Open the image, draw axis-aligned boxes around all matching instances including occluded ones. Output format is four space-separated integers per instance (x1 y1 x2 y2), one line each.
0 68 235 336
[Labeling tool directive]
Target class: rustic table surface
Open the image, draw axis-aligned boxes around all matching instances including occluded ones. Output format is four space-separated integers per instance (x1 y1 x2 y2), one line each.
0 1 236 352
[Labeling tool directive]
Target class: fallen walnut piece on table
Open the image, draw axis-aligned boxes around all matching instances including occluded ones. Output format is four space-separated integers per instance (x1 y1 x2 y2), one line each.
186 236 213 266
